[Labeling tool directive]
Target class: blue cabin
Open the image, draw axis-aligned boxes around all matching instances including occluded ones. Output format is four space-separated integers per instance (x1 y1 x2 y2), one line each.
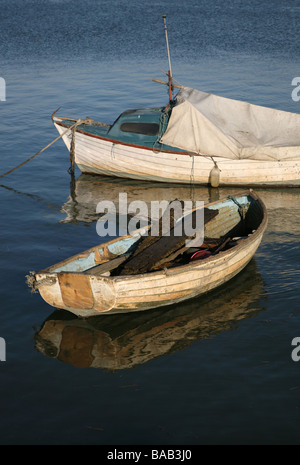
107 107 169 149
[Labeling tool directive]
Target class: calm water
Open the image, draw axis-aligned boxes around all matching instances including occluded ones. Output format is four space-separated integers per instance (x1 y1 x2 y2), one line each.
0 0 300 445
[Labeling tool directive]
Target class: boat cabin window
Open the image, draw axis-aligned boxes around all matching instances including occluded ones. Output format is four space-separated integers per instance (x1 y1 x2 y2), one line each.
120 122 159 136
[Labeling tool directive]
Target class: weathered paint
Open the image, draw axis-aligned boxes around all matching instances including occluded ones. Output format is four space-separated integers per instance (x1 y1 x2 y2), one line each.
54 118 300 186
32 191 267 317
58 273 94 309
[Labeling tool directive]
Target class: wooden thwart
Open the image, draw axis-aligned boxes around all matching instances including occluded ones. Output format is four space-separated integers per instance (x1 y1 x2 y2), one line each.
85 254 130 275
115 207 219 276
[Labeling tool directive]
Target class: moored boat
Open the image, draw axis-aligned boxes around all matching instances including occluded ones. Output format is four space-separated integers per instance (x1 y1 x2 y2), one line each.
27 190 267 317
52 89 300 187
52 15 300 187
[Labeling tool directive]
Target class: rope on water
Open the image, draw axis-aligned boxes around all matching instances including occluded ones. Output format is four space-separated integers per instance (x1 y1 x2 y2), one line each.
0 119 84 179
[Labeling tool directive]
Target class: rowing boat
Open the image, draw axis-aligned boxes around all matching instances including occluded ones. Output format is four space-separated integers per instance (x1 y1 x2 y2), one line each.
27 190 267 317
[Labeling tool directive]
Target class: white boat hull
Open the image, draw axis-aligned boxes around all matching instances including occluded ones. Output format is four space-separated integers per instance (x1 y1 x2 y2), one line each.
55 121 300 186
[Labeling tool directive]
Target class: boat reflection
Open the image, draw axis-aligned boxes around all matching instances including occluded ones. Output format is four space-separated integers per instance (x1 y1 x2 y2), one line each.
61 174 221 224
62 174 300 239
34 259 266 370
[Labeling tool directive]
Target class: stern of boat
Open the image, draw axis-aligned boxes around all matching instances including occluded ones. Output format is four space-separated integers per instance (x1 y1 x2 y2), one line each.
29 271 117 318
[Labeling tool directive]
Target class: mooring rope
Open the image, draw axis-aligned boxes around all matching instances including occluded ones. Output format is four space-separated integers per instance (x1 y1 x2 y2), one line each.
68 123 78 175
228 194 246 220
190 153 195 186
25 271 56 293
0 119 84 179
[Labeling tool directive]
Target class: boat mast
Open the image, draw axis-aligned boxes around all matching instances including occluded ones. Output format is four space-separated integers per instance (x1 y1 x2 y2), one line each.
162 14 173 102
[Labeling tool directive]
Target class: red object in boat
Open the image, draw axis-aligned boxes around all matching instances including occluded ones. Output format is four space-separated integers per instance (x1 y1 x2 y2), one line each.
190 250 212 261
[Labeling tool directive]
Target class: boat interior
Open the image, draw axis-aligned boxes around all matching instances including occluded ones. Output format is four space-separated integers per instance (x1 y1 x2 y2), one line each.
44 193 264 277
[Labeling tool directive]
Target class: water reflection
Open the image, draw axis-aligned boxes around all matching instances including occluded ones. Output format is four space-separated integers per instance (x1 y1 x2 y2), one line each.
0 182 60 212
34 260 266 370
61 174 221 224
61 174 300 238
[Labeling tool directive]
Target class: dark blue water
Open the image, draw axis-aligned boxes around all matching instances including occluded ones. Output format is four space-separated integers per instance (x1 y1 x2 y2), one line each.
0 0 300 445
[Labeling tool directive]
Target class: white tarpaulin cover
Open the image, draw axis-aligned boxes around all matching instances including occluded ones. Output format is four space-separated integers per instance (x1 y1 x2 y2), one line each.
160 86 300 161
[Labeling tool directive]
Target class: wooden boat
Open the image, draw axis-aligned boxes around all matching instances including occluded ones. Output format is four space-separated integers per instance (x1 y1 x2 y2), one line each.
52 16 300 187
52 89 300 187
27 190 267 317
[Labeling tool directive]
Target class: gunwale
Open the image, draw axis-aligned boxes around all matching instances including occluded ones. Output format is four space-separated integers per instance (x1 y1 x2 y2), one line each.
54 119 194 156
